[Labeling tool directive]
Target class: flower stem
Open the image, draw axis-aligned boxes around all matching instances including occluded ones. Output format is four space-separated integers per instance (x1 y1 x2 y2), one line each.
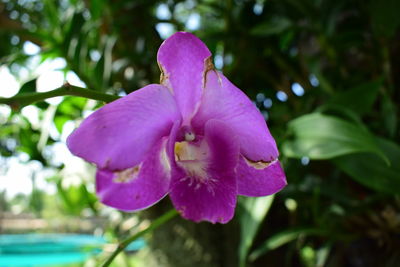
0 83 120 109
101 209 179 267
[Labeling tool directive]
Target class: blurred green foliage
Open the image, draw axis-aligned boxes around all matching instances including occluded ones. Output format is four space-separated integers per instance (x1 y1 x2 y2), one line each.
1 0 400 266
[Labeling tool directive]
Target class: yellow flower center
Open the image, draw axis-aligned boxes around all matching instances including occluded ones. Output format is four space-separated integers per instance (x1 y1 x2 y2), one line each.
174 140 209 182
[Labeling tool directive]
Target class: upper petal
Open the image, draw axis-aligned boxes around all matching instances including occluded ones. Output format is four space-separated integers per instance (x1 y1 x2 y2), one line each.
67 84 181 170
192 71 278 162
96 137 172 212
237 156 287 197
169 119 239 223
157 32 212 120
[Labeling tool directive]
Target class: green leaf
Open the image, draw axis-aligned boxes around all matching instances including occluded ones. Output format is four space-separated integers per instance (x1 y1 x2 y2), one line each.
79 183 98 215
251 17 292 36
381 94 397 138
54 115 70 134
18 126 47 164
94 36 117 91
334 138 400 195
238 195 274 267
43 0 60 36
56 180 96 215
328 79 383 115
56 180 78 214
18 79 37 94
370 0 400 38
282 113 388 163
90 0 106 20
57 96 87 116
64 12 86 54
249 227 326 262
317 105 366 129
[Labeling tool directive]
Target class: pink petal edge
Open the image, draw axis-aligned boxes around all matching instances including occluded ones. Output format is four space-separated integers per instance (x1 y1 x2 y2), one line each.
67 84 181 171
96 137 172 212
192 71 279 162
157 32 212 121
237 156 287 197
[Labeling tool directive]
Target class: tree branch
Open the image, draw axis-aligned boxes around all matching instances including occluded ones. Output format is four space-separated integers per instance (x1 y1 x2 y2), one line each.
0 83 120 109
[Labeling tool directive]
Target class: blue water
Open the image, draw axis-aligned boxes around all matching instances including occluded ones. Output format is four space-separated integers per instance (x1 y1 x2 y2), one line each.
0 234 104 267
0 234 146 266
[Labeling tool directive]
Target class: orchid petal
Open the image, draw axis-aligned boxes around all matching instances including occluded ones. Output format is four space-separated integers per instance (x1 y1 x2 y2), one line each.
192 71 278 162
169 120 239 223
67 84 180 170
237 156 287 197
157 32 212 120
96 137 172 211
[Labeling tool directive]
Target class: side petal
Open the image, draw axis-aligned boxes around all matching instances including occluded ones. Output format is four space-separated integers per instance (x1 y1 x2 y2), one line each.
96 138 172 212
157 32 212 120
169 120 239 223
192 71 278 162
237 156 287 197
67 84 181 170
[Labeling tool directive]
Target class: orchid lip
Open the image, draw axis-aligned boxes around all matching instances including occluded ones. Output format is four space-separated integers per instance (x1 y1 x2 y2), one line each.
174 140 209 183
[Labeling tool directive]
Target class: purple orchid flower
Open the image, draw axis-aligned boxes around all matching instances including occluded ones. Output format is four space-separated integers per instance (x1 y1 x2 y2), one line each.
67 32 286 223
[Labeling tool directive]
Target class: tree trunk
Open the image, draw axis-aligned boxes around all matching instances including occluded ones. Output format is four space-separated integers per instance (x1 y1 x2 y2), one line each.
143 199 240 267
